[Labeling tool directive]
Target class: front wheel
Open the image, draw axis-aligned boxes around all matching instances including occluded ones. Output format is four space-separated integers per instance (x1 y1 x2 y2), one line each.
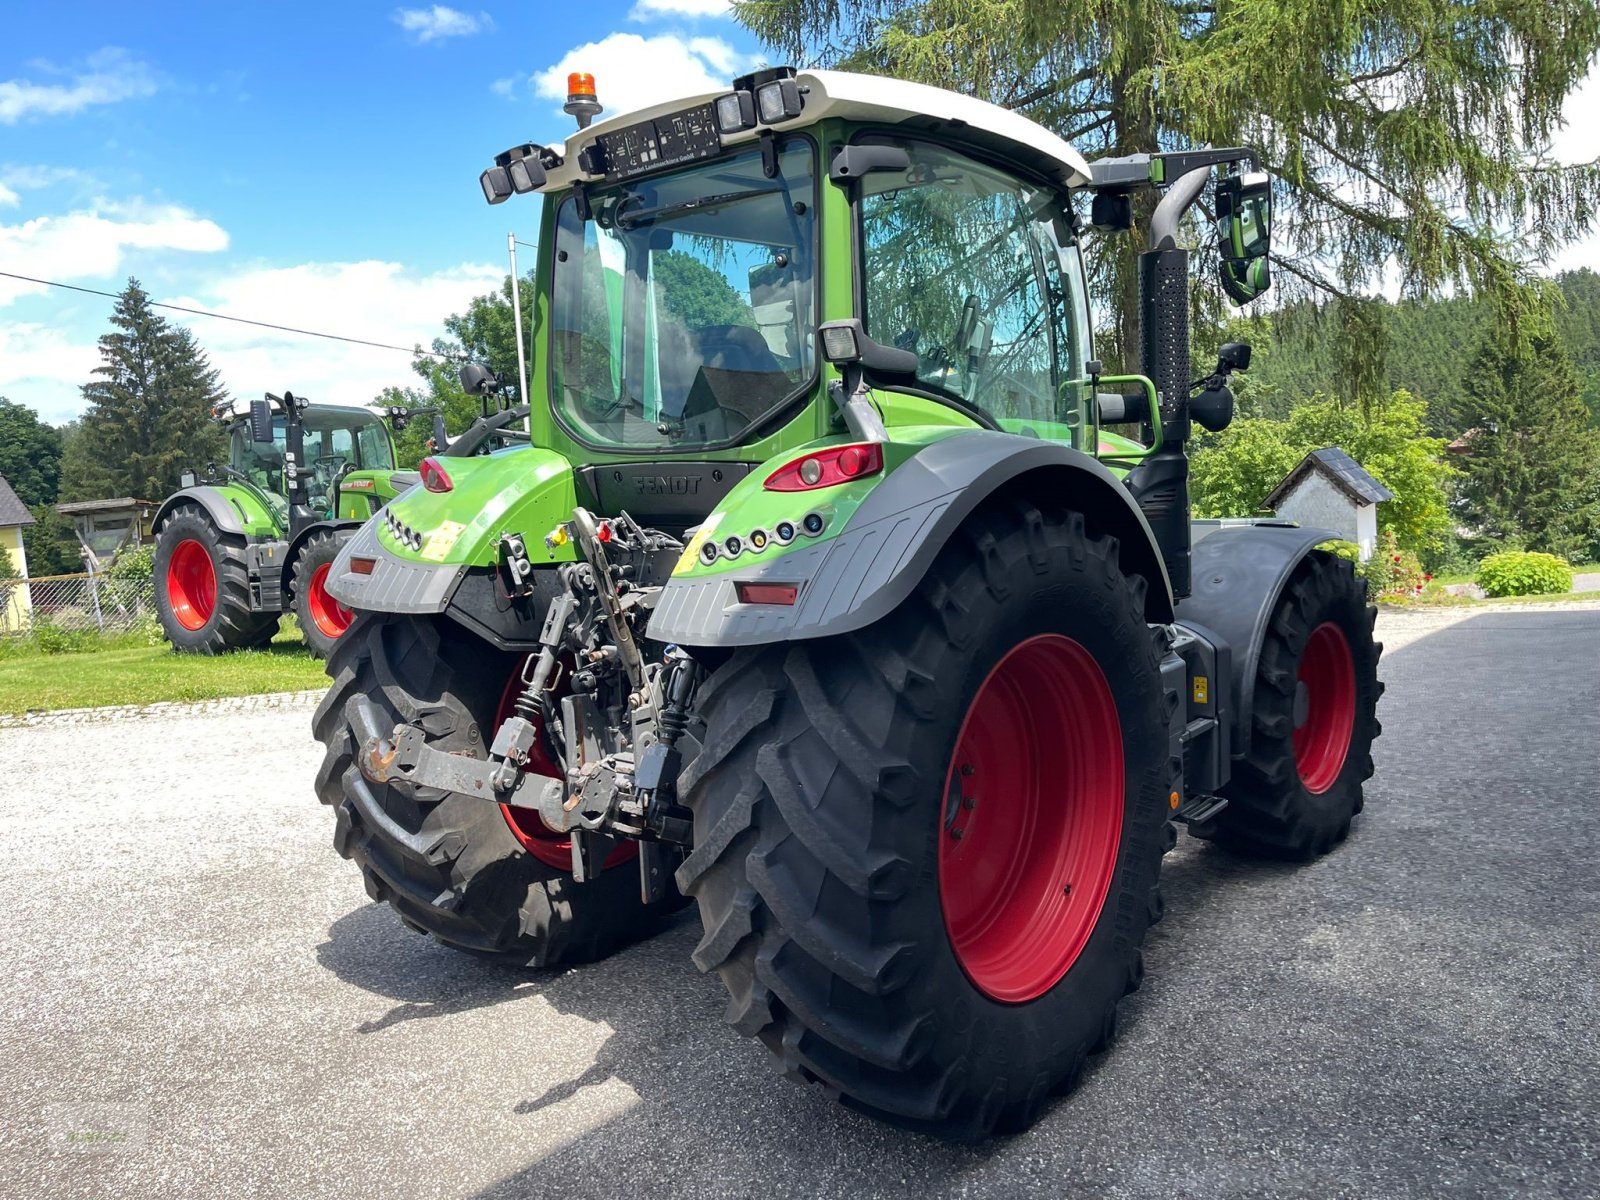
291 528 355 659
677 501 1171 1138
1199 550 1383 858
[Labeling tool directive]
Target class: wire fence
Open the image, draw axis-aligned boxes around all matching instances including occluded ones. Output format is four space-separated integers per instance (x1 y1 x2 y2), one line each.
0 572 157 639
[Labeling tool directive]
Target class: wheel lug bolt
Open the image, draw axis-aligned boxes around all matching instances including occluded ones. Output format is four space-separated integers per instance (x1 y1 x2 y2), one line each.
960 763 975 776
949 827 964 840
962 796 976 810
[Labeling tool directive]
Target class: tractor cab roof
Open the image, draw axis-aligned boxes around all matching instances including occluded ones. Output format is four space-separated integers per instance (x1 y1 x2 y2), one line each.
539 69 1092 194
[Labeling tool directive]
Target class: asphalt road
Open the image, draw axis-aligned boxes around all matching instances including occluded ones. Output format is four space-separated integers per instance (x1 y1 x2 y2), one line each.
2 608 1597 1199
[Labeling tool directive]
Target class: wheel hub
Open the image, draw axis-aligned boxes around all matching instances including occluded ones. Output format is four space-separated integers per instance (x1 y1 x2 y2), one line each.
1292 622 1356 794
306 562 354 639
166 539 217 631
937 634 1124 1004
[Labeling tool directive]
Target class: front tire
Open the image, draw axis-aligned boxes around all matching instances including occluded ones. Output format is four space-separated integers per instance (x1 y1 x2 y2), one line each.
291 528 354 660
153 505 278 654
678 501 1170 1138
1200 550 1383 859
313 613 683 965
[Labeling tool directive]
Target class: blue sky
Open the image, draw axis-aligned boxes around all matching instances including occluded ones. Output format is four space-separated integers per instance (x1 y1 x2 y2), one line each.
1 0 768 423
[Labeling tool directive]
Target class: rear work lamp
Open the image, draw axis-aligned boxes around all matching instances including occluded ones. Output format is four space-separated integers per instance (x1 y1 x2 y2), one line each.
714 90 757 133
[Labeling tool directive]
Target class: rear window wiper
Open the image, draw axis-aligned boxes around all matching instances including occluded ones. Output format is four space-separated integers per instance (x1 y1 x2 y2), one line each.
615 186 783 229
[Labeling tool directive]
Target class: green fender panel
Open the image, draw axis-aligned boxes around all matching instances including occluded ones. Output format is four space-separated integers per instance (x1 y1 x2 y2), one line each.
650 429 1174 648
325 446 580 613
152 484 282 540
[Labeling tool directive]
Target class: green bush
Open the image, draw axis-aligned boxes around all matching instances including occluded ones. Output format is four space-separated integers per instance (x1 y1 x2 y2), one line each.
1359 530 1428 599
32 617 99 655
1476 551 1573 598
107 544 155 582
1319 539 1362 566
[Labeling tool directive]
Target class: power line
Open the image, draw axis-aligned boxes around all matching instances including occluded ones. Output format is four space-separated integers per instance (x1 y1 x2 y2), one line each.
0 269 466 361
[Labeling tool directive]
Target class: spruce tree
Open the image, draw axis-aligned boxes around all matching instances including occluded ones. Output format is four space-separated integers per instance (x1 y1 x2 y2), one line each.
61 279 228 502
1455 328 1600 560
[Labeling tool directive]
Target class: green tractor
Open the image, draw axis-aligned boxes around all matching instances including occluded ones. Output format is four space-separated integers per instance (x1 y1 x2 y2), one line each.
314 68 1382 1137
152 392 432 657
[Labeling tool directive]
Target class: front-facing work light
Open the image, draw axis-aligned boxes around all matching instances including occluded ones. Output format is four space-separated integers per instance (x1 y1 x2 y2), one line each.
480 166 513 205
714 90 756 133
756 77 803 123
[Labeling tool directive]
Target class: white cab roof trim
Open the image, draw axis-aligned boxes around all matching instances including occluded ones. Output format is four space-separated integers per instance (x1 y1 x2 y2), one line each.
538 69 1091 193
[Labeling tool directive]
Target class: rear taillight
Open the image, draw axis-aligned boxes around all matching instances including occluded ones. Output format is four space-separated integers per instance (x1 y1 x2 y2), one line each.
764 442 884 492
419 456 453 493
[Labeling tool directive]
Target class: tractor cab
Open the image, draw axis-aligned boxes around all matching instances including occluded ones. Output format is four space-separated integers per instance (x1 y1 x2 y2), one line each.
230 403 394 519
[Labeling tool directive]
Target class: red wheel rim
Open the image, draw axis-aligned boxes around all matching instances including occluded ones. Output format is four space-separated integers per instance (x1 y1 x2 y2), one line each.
166 539 217 631
938 634 1124 1004
493 665 637 873
306 563 354 639
1293 622 1356 794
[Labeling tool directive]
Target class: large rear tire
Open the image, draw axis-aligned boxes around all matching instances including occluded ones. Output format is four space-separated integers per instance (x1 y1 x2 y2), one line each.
152 505 279 654
678 500 1171 1138
312 613 683 965
290 528 354 660
1199 550 1383 859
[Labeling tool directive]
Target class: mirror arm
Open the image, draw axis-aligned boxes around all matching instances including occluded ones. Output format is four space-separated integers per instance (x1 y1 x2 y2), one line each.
1148 166 1212 252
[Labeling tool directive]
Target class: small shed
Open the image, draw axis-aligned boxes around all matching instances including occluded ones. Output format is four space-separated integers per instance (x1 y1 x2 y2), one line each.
0 474 36 632
1262 447 1392 561
54 498 158 570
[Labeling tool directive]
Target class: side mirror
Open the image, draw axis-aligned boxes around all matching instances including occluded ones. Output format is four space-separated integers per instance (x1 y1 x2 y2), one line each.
1215 172 1272 305
249 399 275 443
459 363 500 396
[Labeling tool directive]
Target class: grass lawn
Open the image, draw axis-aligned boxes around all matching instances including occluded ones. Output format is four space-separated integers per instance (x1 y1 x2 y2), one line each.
1427 561 1600 586
0 621 329 716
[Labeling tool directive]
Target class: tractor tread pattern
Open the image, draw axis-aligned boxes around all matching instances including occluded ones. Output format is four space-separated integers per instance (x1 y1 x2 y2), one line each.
678 498 1171 1138
153 504 279 654
312 613 680 965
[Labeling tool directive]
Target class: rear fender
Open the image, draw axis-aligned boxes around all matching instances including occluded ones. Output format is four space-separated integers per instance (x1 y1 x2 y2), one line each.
1174 520 1338 761
152 485 278 539
648 430 1174 648
325 447 578 613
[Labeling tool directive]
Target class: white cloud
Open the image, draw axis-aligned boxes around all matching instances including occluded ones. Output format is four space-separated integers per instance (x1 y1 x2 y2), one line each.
0 48 159 124
629 0 732 20
392 6 493 43
0 184 16 208
534 33 760 122
0 201 229 306
490 76 518 98
163 260 504 410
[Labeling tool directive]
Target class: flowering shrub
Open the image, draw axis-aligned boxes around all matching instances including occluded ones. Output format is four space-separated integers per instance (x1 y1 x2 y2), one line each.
1359 531 1427 599
1476 551 1573 598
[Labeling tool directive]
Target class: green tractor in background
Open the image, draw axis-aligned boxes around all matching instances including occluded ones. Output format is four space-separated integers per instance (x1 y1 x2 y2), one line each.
152 392 429 657
152 389 532 657
313 68 1381 1137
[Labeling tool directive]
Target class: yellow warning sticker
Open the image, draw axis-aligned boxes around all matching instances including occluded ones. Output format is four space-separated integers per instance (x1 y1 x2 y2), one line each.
1192 676 1209 705
419 520 466 563
674 512 723 575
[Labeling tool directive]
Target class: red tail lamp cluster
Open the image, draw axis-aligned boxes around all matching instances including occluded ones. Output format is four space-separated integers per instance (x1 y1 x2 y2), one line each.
734 581 799 606
764 443 883 492
419 456 453 493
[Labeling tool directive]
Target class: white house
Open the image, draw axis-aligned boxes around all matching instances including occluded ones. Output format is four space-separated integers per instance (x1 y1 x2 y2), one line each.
1263 447 1392 560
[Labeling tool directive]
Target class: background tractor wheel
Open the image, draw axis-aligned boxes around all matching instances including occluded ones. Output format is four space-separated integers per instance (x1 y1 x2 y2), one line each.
291 529 355 659
678 500 1171 1138
152 505 278 654
312 614 684 965
1198 550 1383 859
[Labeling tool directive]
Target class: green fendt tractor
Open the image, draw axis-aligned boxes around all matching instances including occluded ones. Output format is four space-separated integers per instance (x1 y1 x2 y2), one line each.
313 68 1382 1137
152 392 428 657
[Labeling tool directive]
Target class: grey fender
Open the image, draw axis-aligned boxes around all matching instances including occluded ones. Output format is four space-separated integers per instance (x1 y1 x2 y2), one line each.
1174 519 1337 762
649 431 1175 649
325 518 468 613
281 520 362 598
152 486 247 537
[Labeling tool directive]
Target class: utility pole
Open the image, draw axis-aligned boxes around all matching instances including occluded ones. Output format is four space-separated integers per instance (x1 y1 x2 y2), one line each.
508 233 532 436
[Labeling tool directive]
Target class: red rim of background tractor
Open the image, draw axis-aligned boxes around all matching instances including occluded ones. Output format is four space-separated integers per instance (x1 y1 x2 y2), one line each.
494 665 638 873
306 563 354 640
1293 621 1357 794
938 634 1125 1004
166 539 217 631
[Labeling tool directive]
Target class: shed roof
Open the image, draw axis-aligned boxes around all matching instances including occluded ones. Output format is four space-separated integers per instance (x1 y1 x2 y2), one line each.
0 475 36 528
1263 447 1393 511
